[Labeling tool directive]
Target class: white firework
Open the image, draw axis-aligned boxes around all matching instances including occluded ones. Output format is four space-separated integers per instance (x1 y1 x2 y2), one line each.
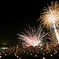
17 26 47 47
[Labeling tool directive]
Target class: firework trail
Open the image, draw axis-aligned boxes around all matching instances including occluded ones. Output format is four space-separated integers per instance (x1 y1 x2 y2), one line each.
47 31 58 46
17 26 47 47
38 1 59 44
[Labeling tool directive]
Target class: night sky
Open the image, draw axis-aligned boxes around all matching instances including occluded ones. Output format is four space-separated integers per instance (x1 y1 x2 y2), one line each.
0 0 59 46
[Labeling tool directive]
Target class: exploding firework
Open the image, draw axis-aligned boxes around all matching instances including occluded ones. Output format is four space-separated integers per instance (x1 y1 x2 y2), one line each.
38 1 59 44
17 26 47 47
39 1 59 28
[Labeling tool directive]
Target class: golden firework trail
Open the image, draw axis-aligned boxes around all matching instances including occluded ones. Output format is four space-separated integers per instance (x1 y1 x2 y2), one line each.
48 31 58 46
38 1 59 44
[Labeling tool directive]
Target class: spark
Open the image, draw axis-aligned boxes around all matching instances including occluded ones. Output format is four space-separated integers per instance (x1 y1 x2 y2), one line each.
38 1 59 43
43 57 46 59
17 26 47 47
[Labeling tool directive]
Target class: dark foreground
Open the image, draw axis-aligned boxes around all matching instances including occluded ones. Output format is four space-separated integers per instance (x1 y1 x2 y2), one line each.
0 55 18 59
0 54 59 59
0 45 59 59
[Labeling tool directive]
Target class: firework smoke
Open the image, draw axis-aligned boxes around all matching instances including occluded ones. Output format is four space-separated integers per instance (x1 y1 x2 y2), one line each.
17 26 47 47
38 1 59 44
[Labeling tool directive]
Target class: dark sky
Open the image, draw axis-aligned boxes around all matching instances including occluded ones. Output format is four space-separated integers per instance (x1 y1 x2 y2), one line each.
0 0 59 46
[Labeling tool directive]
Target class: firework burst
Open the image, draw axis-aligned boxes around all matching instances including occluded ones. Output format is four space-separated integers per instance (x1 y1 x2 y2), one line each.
17 26 47 47
38 1 59 44
39 1 59 28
